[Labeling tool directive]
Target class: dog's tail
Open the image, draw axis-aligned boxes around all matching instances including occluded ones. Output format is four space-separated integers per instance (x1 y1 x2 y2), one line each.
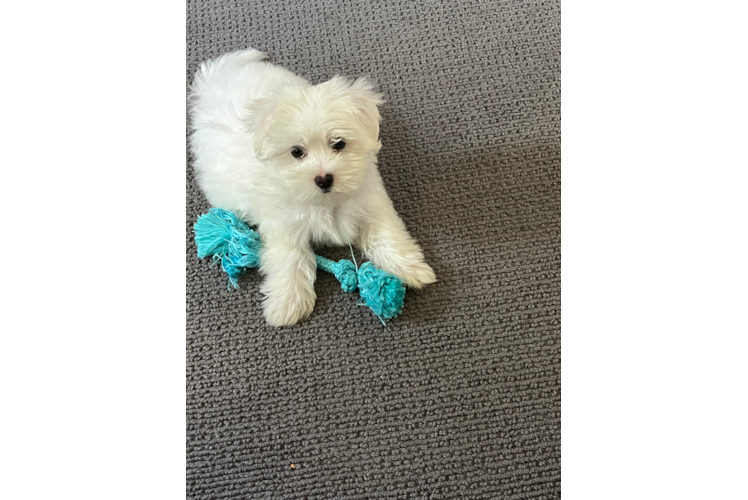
190 48 269 107
193 48 268 82
205 48 269 73
230 47 269 64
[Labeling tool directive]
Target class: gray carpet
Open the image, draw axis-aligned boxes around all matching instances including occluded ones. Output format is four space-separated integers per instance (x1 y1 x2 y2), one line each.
187 0 560 497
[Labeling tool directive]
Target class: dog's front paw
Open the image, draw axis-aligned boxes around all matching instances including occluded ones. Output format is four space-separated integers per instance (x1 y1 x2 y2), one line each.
399 261 436 289
368 250 437 289
261 281 316 327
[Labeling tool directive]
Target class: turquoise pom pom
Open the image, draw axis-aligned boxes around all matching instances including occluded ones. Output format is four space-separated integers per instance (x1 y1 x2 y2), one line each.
194 208 262 289
356 262 406 320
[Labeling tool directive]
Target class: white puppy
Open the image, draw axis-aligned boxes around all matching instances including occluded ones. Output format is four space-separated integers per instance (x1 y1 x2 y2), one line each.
189 48 436 326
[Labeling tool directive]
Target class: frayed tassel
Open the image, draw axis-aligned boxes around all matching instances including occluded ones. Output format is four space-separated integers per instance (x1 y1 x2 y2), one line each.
194 209 235 259
194 208 262 289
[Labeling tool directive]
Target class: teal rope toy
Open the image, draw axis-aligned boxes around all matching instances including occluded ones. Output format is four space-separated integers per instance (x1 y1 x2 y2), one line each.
194 208 406 322
315 254 358 293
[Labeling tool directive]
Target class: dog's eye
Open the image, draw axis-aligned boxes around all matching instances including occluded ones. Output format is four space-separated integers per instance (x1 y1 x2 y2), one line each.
290 146 305 158
332 140 346 151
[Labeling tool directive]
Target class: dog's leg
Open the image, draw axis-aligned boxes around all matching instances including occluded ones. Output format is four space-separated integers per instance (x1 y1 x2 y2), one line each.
358 200 436 289
259 233 317 326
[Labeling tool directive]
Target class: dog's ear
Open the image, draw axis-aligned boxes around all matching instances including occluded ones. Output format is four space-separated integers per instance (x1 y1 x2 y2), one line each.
320 76 383 151
345 77 384 151
244 97 277 159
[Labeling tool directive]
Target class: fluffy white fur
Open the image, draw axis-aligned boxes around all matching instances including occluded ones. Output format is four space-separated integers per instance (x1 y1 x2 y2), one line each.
189 48 436 326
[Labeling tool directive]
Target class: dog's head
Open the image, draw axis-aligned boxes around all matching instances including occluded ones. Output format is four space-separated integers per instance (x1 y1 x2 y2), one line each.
247 76 383 201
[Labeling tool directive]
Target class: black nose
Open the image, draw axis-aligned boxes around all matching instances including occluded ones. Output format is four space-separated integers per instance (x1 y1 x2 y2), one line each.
314 174 334 191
